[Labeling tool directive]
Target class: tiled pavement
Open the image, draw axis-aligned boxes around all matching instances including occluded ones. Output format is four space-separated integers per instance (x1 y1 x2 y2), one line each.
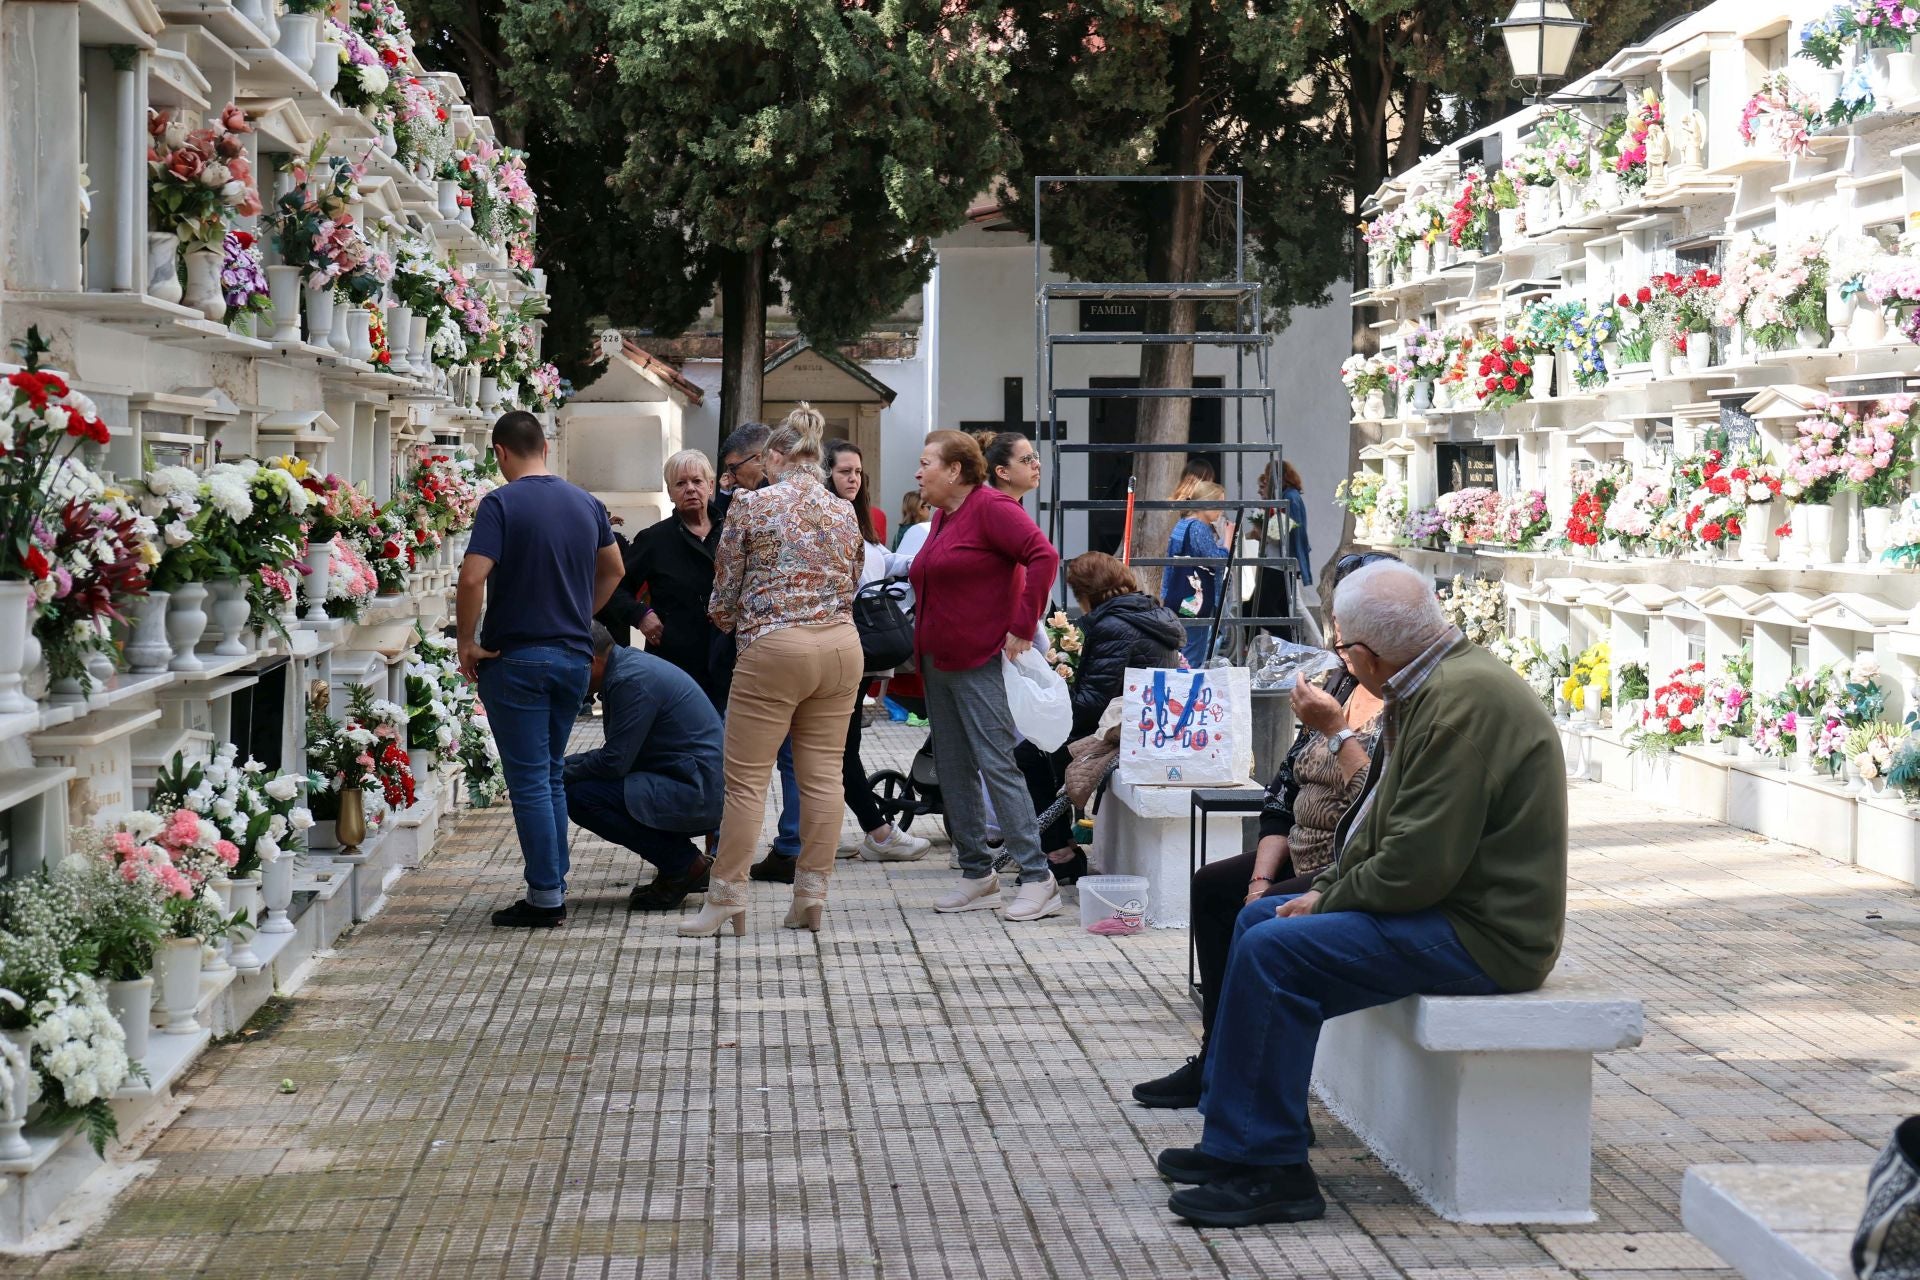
12 716 1920 1279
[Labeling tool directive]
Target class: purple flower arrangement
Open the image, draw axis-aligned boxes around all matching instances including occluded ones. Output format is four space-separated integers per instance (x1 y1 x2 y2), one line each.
220 230 271 316
1404 505 1446 543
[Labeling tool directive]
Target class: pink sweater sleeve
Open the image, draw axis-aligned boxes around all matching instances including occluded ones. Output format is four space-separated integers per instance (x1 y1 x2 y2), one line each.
979 496 1060 640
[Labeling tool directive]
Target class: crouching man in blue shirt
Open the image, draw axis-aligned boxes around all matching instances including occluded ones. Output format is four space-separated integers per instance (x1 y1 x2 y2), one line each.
563 623 725 911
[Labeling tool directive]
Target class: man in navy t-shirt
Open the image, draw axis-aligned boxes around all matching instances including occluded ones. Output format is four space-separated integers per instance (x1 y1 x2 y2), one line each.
458 410 625 928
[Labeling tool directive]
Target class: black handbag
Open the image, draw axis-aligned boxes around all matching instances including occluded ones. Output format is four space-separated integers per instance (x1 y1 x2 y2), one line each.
1856 1115 1920 1279
853 577 915 675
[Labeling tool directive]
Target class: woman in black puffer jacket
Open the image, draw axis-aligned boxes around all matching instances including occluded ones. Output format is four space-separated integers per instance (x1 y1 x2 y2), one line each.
1065 552 1186 743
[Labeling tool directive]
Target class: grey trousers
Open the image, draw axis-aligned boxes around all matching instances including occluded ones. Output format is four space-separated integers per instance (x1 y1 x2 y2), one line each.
923 659 1050 884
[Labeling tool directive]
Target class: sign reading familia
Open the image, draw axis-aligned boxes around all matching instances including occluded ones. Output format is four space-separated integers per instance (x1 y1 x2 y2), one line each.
1081 301 1145 332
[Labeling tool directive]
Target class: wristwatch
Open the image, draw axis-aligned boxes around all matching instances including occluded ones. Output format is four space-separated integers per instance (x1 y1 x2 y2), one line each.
1326 728 1358 756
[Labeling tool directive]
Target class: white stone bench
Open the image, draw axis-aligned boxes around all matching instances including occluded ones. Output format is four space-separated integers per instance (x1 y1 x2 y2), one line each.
1088 774 1264 927
1683 1163 1865 1280
1311 973 1644 1224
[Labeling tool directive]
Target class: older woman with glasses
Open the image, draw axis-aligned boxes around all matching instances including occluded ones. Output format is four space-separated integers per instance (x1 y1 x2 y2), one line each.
1131 551 1397 1110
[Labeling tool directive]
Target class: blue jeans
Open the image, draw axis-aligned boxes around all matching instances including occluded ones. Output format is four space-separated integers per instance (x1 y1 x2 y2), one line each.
477 646 591 908
1198 895 1499 1166
1180 622 1212 667
563 776 702 876
771 737 800 858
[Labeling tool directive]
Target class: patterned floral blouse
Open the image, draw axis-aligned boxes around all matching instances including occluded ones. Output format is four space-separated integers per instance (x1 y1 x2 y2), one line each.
1286 707 1384 877
708 469 861 651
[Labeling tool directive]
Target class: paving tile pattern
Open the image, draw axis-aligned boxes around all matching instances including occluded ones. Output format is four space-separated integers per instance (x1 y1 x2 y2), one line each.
11 716 1920 1278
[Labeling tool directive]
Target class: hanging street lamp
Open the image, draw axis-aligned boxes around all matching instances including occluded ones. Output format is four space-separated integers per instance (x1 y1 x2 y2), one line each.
1496 0 1590 104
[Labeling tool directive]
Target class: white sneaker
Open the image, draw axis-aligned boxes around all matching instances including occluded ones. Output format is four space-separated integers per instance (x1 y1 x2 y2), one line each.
1002 875 1063 923
933 875 1003 912
861 828 931 862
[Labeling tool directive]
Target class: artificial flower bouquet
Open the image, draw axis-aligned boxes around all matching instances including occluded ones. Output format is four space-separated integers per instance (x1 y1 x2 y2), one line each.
1043 610 1081 681
1608 90 1664 188
147 105 261 249
1446 166 1492 251
29 460 155 687
150 747 313 877
1630 660 1708 756
1334 470 1384 519
1647 267 1722 354
1476 334 1534 407
1439 574 1508 647
1739 72 1823 159
1434 487 1502 545
1562 641 1611 713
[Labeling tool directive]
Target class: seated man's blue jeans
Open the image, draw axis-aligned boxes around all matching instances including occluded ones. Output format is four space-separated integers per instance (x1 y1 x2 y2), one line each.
476 646 591 909
564 776 702 875
772 736 800 858
1198 895 1499 1167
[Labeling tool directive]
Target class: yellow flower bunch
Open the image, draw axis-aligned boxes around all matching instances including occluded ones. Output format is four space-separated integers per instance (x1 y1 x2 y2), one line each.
1564 641 1611 709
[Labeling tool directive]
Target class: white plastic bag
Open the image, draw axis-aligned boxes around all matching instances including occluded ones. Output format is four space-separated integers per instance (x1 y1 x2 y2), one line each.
1002 648 1073 752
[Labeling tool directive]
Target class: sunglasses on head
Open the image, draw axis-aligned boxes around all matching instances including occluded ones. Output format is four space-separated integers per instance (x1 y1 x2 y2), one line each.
1332 551 1397 581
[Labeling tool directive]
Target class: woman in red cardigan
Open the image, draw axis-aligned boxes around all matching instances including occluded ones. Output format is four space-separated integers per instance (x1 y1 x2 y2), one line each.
909 430 1063 922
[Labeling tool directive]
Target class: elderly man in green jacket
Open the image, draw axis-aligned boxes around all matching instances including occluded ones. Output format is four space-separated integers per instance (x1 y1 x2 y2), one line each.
1156 558 1568 1229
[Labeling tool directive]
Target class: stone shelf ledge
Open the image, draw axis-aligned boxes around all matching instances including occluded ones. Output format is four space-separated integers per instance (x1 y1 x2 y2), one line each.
113 1027 210 1102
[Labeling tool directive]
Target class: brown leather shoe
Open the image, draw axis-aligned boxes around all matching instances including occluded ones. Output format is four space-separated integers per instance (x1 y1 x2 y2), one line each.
748 851 796 884
629 854 713 911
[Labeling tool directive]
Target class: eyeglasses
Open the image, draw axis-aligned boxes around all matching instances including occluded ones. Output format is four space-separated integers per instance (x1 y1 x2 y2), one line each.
1016 453 1040 465
720 450 762 477
1331 640 1375 659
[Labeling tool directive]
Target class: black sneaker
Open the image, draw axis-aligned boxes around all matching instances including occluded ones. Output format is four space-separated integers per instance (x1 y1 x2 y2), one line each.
749 852 797 884
491 899 565 928
629 855 713 911
1155 1146 1243 1185
1167 1163 1325 1228
1133 1056 1205 1109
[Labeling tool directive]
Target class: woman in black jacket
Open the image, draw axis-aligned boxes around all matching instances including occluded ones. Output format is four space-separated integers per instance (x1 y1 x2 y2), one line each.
1021 553 1183 883
1064 552 1185 742
619 450 725 707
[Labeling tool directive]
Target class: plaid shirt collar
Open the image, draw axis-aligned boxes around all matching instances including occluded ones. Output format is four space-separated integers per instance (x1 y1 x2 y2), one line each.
1331 625 1463 863
1383 625 1462 709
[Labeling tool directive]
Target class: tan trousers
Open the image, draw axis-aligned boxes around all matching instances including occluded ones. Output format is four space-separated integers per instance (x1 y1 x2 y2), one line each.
711 622 863 896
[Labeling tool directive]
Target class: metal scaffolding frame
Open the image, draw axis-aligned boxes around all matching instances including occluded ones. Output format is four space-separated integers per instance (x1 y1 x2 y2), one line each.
1032 175 1301 652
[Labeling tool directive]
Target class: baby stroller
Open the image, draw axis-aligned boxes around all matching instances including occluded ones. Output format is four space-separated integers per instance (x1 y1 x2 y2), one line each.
866 724 1076 875
866 693 942 833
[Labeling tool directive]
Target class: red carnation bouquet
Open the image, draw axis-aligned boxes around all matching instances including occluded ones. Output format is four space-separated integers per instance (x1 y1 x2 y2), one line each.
1563 462 1624 548
1477 333 1534 408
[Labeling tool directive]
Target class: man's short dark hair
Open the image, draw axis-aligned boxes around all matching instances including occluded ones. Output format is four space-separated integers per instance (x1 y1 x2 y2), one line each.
717 422 771 465
492 411 546 458
590 621 616 658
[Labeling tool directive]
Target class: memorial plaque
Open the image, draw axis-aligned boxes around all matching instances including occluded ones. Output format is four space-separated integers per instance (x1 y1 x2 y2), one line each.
1718 401 1759 454
1436 442 1498 495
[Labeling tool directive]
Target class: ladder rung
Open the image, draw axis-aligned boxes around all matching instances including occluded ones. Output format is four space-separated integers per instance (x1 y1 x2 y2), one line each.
1048 333 1271 346
1051 442 1283 453
1042 281 1260 301
1126 556 1299 569
1055 499 1276 511
1051 387 1274 400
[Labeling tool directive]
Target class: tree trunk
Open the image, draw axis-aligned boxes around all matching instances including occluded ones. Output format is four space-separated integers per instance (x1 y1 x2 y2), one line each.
1132 27 1208 574
718 245 766 432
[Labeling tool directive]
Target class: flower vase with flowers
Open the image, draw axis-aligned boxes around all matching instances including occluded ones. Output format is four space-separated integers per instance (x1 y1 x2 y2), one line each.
30 461 156 692
1630 660 1708 757
1438 575 1509 647
1739 72 1824 158
1648 268 1723 370
1608 90 1664 189
146 105 262 252
1476 333 1534 407
219 231 272 334
1445 166 1493 255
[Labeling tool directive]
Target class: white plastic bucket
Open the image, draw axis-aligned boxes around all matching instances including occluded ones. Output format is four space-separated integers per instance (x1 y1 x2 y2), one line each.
1078 874 1149 935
